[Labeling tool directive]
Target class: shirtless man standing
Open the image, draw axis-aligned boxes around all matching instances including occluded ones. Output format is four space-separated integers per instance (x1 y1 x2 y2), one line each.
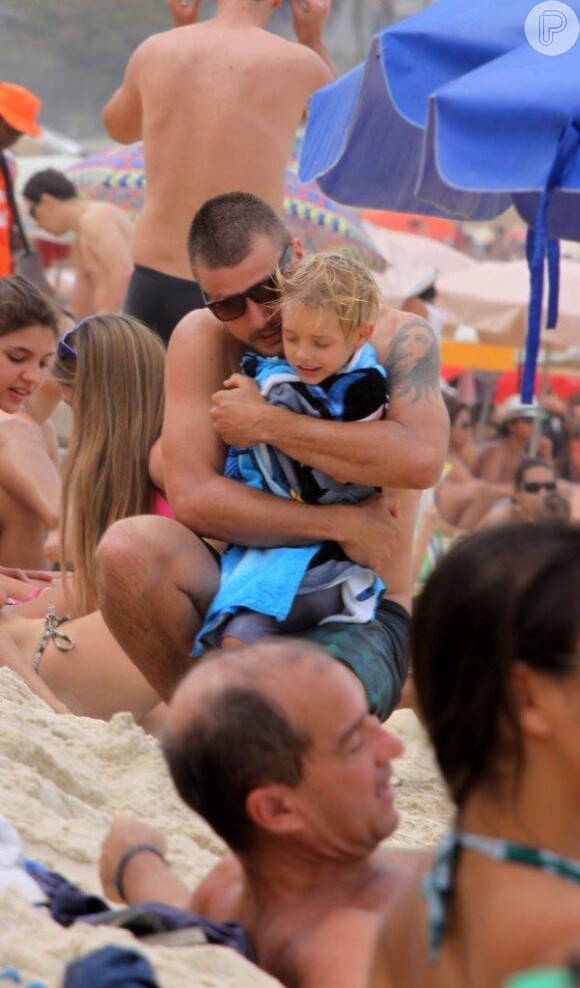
97 192 448 717
100 639 422 988
102 0 335 343
22 169 133 319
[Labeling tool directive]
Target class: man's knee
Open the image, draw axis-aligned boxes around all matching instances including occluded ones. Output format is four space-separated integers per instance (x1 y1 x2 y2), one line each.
97 515 198 597
97 516 162 593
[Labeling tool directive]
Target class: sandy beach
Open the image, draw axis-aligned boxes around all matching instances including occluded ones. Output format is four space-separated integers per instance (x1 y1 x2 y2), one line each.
0 667 450 985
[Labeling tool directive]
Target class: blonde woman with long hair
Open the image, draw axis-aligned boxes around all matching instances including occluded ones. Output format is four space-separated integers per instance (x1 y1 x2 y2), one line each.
53 313 166 614
0 315 168 724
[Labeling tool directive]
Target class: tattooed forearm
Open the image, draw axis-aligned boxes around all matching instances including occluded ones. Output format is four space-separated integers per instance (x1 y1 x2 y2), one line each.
385 319 440 404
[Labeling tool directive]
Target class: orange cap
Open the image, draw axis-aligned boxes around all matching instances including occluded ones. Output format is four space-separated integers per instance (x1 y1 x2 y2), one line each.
0 82 42 137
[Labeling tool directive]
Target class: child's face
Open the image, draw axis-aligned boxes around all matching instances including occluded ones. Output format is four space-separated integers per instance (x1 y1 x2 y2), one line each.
281 302 372 385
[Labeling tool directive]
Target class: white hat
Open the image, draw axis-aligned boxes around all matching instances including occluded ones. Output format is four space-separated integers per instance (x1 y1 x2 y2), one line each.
497 394 541 424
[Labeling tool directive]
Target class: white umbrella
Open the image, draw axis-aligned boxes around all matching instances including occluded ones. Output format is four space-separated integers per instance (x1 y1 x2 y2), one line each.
363 222 474 308
436 259 580 349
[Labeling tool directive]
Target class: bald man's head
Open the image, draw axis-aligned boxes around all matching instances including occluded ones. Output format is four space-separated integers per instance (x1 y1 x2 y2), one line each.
162 640 333 853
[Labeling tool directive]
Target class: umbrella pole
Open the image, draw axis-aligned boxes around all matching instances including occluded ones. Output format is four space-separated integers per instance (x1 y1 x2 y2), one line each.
529 344 552 455
540 343 553 396
475 373 495 448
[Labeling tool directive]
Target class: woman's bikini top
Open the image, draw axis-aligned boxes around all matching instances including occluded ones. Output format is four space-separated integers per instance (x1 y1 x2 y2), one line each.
424 829 580 962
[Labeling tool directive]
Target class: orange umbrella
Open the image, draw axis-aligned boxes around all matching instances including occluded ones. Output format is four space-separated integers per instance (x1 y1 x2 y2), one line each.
363 210 462 246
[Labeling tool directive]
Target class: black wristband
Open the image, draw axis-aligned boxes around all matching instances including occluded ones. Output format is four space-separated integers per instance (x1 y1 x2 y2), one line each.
113 843 166 902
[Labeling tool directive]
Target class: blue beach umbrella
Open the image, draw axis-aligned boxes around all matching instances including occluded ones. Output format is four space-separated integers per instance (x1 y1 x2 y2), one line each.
299 0 580 400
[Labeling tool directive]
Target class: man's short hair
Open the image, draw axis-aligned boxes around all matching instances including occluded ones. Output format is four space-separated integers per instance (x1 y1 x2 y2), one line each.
163 646 315 854
187 191 289 272
23 168 77 203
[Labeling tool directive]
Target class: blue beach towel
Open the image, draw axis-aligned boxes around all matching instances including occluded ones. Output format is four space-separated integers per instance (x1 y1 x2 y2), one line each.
194 344 387 653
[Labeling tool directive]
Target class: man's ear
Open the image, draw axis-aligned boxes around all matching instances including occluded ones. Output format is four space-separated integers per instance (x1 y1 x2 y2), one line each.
511 661 553 741
291 237 304 261
246 784 302 837
38 193 55 212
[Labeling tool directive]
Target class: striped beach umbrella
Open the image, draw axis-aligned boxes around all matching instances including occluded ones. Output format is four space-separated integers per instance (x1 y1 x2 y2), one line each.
68 142 386 273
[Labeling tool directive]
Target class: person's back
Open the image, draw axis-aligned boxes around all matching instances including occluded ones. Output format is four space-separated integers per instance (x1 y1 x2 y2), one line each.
76 201 133 274
104 2 333 280
374 859 580 988
370 523 580 988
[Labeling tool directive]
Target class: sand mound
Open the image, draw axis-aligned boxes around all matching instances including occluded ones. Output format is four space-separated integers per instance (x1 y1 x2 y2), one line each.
0 668 449 985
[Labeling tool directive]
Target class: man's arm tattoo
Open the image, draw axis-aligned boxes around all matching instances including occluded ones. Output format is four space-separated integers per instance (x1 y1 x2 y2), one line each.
386 319 440 404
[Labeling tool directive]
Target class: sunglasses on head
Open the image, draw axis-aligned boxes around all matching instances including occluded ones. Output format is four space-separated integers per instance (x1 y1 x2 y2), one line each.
521 480 557 493
201 242 292 322
56 316 94 362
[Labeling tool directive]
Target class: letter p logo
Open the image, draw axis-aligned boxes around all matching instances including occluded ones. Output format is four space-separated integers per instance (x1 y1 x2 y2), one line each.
540 9 567 44
526 1 579 54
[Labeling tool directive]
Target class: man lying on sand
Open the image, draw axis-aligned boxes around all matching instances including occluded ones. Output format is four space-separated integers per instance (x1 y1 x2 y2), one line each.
100 640 421 988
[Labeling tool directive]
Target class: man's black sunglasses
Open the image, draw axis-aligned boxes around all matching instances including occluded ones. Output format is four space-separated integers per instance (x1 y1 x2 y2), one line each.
521 480 557 494
201 243 292 322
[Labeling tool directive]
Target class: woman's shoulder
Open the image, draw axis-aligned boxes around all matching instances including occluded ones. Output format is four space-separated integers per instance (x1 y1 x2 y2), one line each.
0 409 43 437
371 861 435 988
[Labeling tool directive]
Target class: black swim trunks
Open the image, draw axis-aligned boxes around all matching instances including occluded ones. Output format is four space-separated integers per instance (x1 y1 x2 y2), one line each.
299 599 410 722
123 265 205 346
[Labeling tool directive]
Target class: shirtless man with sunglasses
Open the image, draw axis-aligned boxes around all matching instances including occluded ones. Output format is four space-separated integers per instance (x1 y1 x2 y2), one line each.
102 0 335 344
97 191 449 721
477 456 570 528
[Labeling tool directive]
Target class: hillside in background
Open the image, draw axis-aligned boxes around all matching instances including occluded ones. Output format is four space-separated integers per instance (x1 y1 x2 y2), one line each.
0 0 430 140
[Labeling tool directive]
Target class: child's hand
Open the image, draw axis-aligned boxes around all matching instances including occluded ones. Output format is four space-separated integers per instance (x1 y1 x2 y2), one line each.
221 373 245 391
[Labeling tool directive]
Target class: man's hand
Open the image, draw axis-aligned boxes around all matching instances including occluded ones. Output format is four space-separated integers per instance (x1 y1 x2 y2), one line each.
291 0 331 47
210 374 269 447
338 496 400 574
167 0 203 27
99 817 167 903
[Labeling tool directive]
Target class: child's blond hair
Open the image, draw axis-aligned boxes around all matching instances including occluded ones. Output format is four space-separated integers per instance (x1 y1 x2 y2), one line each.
277 250 380 341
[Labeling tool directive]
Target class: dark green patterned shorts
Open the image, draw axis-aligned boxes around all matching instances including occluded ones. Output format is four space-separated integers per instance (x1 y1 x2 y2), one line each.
300 599 410 721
